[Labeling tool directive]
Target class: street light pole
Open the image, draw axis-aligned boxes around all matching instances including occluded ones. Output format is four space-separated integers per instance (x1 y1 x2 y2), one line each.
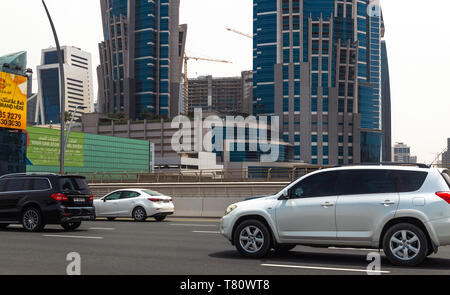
64 105 86 151
42 0 66 175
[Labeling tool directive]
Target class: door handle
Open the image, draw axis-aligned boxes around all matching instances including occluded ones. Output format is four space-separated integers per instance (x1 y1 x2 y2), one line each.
320 202 334 207
381 200 396 206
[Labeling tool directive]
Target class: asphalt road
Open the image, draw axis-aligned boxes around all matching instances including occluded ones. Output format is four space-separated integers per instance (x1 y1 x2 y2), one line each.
0 218 449 275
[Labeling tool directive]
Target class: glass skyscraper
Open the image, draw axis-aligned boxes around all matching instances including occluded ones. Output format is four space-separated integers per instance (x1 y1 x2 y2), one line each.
97 0 187 120
253 0 389 165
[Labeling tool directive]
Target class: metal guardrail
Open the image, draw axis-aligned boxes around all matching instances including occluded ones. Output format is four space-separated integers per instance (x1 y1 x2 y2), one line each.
74 164 450 184
75 167 323 184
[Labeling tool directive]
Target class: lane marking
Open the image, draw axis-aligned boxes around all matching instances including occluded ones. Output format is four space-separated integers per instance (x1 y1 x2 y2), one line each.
261 263 390 274
192 231 221 234
43 235 104 240
89 227 116 230
171 224 217 227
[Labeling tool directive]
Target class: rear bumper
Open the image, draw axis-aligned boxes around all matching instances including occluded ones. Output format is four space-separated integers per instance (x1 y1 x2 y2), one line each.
44 205 96 224
428 217 450 246
152 212 174 218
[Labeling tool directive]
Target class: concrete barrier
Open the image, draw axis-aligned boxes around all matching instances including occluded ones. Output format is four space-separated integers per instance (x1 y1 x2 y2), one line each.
89 182 288 218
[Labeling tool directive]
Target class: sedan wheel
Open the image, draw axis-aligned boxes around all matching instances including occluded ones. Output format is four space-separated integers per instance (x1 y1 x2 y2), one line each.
133 207 147 222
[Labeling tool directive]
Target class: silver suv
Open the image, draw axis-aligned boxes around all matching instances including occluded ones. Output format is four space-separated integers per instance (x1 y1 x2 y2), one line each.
220 166 450 266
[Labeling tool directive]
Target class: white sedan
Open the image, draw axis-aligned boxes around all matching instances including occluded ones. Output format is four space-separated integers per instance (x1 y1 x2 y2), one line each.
94 189 174 222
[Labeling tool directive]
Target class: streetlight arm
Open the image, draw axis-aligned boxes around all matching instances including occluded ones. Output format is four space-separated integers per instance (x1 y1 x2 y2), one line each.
42 0 66 175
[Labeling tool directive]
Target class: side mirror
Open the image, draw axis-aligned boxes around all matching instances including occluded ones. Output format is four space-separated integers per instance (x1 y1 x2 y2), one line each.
103 198 107 202
279 189 289 200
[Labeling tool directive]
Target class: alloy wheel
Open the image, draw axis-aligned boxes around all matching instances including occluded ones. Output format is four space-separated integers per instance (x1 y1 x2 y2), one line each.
389 230 421 261
239 226 265 254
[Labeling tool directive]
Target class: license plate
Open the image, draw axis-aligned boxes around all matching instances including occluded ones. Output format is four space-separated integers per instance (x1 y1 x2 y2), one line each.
73 198 85 203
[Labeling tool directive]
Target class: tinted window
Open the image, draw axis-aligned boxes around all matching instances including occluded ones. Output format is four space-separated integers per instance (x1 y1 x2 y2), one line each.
32 179 51 191
60 177 89 191
393 171 428 193
0 179 6 192
339 170 396 195
143 190 164 196
105 192 121 201
290 171 340 198
6 179 31 192
120 191 141 199
442 170 450 189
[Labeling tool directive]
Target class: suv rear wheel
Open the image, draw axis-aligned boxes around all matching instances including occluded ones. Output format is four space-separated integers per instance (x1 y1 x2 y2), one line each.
233 220 272 258
22 207 45 232
383 223 428 266
61 222 82 231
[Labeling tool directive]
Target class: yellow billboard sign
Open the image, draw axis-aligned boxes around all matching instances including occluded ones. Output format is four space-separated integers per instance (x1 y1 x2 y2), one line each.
0 71 27 130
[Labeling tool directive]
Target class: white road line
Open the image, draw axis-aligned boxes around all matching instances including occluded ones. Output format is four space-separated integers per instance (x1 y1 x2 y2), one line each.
43 235 104 240
192 231 221 234
261 263 390 274
171 224 217 227
89 228 116 230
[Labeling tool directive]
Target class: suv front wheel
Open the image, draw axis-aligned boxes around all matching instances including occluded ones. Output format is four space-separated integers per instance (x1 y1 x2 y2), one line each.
233 220 272 258
383 223 428 266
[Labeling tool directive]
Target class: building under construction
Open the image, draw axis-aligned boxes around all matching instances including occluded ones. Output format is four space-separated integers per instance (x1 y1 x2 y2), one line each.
188 71 253 116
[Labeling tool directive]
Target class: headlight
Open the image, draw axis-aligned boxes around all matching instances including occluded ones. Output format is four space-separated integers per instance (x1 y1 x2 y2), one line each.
224 204 237 216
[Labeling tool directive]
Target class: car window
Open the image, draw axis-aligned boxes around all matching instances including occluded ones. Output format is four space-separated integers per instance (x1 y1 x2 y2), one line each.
339 170 396 195
60 177 89 191
393 171 428 192
0 179 6 192
104 192 121 201
442 170 450 189
290 171 340 199
120 191 141 199
5 179 31 192
31 178 51 191
143 190 164 196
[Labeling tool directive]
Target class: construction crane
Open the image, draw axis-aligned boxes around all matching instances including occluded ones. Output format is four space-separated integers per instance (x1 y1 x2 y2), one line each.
226 27 253 39
183 55 232 114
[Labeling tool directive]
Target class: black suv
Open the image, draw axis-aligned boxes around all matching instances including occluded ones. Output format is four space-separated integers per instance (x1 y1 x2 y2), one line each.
0 173 96 232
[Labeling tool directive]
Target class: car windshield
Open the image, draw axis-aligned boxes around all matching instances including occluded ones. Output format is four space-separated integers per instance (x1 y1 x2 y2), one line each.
143 190 164 196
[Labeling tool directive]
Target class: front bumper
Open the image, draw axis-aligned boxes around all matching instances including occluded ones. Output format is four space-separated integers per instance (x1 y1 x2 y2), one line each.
220 214 234 241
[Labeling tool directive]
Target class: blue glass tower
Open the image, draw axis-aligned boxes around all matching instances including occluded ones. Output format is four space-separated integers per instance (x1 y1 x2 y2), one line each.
253 0 388 165
98 0 186 119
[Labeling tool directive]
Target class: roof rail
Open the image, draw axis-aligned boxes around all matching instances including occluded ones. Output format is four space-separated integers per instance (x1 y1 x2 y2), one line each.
333 162 430 169
0 172 58 179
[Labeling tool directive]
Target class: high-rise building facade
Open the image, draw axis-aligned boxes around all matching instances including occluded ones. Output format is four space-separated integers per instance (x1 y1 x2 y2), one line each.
442 139 450 167
36 46 94 124
97 0 187 120
188 75 243 115
393 142 417 164
381 40 392 162
253 0 388 165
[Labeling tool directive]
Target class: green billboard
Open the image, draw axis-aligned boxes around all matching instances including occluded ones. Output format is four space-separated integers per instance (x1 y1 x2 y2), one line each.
27 127 84 167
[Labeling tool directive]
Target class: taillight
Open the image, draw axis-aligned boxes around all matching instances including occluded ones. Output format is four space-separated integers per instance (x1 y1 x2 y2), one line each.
148 198 163 203
89 195 94 202
436 192 450 204
51 193 68 202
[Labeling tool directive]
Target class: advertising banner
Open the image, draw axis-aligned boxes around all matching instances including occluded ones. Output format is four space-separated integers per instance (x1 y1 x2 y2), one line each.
0 71 27 130
27 127 84 167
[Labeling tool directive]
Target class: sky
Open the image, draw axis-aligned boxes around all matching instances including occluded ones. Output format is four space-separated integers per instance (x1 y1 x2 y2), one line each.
0 0 449 164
